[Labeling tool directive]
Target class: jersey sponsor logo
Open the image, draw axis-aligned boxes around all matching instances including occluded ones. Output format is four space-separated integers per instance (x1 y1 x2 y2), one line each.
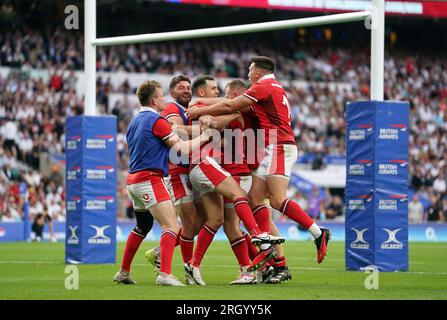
381 228 404 249
88 225 111 244
350 228 370 249
378 124 407 140
86 135 114 149
201 183 211 191
67 136 81 150
349 124 373 141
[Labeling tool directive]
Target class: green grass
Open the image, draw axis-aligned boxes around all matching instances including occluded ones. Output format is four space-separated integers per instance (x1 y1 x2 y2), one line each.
0 241 446 300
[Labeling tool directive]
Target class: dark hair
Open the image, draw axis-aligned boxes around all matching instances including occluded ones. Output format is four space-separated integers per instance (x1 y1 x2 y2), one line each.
136 80 162 106
225 79 248 91
251 56 275 73
169 74 191 91
192 75 215 95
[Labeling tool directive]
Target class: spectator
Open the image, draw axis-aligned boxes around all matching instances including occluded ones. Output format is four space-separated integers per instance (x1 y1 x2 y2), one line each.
0 116 18 155
31 213 45 242
427 195 445 223
28 193 43 221
326 195 344 220
306 187 325 220
1 195 21 221
408 195 424 224
433 170 446 194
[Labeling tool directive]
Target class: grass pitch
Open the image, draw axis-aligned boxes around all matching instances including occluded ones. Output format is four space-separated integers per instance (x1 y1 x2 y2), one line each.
0 241 446 300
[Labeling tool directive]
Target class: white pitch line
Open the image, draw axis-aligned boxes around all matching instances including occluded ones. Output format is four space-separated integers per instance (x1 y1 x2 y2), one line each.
0 261 445 275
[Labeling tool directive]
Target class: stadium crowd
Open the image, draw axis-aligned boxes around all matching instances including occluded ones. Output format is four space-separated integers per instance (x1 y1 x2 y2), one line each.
1 27 446 224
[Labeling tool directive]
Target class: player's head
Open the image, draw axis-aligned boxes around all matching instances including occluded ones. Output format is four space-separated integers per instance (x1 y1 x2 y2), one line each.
137 80 165 112
225 79 248 99
169 74 192 107
192 75 220 98
248 56 275 84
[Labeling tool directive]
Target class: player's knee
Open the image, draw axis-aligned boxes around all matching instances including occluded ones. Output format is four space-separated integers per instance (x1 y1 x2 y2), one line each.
269 196 286 211
222 218 232 234
181 213 195 229
231 189 248 202
223 221 240 239
207 216 224 229
248 191 263 207
134 211 154 237
182 220 200 238
170 224 181 235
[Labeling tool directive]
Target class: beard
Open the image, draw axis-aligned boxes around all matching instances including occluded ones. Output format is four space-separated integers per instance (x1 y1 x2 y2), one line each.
176 94 191 107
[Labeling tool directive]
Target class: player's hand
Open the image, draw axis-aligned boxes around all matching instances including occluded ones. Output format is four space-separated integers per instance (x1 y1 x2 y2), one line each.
188 99 200 108
186 106 200 119
199 115 213 128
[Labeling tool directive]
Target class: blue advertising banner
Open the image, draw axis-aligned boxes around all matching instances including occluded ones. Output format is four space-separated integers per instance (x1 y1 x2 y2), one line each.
2 221 447 243
65 116 117 264
345 101 409 272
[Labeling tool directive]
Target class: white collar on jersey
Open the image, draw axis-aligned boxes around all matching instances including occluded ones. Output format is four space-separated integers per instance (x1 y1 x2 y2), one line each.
258 73 276 82
139 106 159 114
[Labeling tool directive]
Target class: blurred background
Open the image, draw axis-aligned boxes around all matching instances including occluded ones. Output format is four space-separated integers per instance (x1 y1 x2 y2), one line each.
0 0 446 238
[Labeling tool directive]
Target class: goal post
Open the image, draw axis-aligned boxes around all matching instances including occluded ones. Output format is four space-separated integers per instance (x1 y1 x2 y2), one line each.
83 0 385 116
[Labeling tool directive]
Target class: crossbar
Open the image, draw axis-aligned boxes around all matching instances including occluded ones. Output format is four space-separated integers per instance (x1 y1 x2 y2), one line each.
93 11 371 47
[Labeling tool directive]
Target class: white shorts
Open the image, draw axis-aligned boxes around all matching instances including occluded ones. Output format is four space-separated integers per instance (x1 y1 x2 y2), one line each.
127 176 171 211
189 156 231 198
166 174 194 206
255 144 298 180
224 175 252 209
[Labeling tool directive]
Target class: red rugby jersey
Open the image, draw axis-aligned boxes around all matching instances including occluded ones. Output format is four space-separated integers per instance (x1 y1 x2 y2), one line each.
243 74 295 145
221 116 250 176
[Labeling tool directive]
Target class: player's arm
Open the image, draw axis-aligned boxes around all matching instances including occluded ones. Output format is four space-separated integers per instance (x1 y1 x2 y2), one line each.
172 124 201 137
164 130 211 154
153 117 210 154
163 107 191 137
186 95 253 119
188 97 227 108
164 110 200 137
199 113 242 131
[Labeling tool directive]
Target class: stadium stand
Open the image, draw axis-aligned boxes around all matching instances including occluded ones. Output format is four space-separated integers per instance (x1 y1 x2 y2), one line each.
0 5 446 223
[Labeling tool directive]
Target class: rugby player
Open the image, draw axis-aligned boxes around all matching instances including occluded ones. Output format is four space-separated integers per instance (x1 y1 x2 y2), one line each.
186 56 331 265
185 76 285 285
113 80 212 286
